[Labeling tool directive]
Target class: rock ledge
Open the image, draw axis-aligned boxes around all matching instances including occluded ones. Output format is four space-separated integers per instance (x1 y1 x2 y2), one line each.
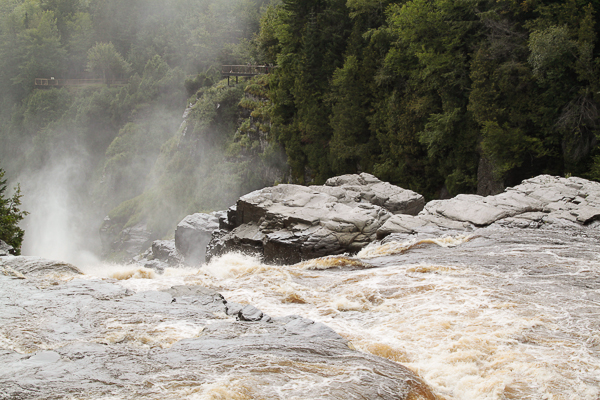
207 173 424 264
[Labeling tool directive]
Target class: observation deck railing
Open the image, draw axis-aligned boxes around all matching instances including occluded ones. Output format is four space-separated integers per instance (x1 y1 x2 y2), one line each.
221 65 275 77
34 78 127 87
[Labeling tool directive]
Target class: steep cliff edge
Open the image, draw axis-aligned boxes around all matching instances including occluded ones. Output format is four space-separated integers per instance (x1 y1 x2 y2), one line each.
100 76 287 261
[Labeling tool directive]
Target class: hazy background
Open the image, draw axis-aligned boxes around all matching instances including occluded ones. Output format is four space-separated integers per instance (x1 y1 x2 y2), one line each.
0 0 282 263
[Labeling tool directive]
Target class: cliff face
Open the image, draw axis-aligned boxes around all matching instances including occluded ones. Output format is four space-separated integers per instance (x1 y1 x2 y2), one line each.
100 76 287 261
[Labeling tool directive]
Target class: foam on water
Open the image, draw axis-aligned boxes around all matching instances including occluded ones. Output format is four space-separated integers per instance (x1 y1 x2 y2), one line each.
357 235 473 258
78 262 203 292
189 379 252 400
298 255 374 270
78 262 156 279
203 252 270 279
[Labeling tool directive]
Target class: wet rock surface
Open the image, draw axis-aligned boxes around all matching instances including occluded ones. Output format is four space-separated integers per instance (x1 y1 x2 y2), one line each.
0 259 436 400
0 256 83 278
100 218 153 260
207 173 424 264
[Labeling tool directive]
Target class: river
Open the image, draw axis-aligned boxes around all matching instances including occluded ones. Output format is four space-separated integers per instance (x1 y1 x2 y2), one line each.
2 223 599 399
85 223 600 399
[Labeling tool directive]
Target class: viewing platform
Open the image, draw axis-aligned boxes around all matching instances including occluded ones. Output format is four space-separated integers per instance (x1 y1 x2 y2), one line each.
221 65 275 84
34 78 127 87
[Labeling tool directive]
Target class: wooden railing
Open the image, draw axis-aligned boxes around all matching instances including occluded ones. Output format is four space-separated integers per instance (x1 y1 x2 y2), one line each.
221 65 275 77
34 78 127 86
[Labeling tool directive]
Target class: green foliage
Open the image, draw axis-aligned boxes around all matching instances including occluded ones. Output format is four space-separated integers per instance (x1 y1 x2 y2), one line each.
10 8 66 96
0 168 28 254
22 88 72 134
480 121 547 177
529 25 577 83
185 72 216 96
86 41 131 82
329 55 372 174
102 77 284 244
5 0 600 260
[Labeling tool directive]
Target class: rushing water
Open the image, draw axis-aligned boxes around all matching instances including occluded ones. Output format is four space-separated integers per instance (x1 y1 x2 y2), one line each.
77 224 600 400
81 225 600 400
3 223 599 399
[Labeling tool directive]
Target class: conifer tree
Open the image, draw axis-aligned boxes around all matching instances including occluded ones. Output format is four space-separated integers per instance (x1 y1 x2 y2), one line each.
0 168 28 255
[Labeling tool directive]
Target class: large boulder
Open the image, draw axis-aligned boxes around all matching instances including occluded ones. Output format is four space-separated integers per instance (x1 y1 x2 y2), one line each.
174 211 224 265
324 172 425 215
207 173 424 264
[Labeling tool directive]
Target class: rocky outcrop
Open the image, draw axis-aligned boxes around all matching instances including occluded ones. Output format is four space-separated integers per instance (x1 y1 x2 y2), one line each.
207 173 424 264
191 174 600 265
174 211 224 265
100 217 153 261
0 258 436 400
378 175 600 242
133 239 183 272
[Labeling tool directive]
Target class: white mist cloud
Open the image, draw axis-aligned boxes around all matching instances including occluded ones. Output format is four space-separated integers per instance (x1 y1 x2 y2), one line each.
19 151 101 267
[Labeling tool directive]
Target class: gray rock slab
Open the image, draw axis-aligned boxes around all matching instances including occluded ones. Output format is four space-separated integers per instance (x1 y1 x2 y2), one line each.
0 259 435 400
570 205 600 224
164 285 227 313
324 172 425 215
100 218 153 261
237 304 265 321
0 256 82 278
375 175 600 239
133 239 184 272
424 198 510 226
377 214 431 238
208 174 600 264
151 240 182 265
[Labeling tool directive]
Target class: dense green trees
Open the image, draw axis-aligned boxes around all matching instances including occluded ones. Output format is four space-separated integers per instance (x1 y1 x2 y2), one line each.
0 0 273 167
256 0 600 197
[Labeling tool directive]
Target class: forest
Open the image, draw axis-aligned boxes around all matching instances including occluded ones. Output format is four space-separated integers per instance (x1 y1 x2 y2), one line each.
1 0 599 258
256 0 600 198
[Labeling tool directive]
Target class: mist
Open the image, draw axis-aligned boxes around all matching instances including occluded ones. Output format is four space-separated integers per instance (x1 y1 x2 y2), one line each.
19 159 102 266
0 0 282 264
